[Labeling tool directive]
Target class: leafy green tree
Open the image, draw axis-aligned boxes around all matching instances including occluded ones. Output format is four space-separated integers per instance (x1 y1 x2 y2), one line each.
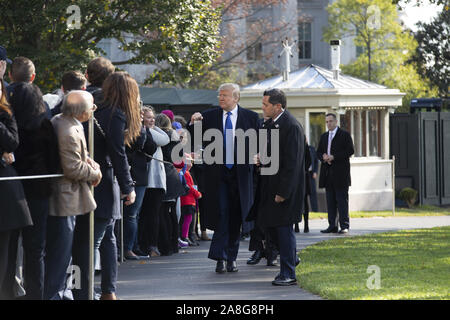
413 8 449 98
323 0 437 111
0 0 220 92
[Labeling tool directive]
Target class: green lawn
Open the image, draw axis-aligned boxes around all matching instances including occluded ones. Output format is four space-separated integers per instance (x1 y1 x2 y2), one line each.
296 226 450 300
309 205 450 220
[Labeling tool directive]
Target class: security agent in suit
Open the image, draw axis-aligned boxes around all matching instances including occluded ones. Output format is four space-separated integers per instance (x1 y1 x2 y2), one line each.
45 91 102 300
317 113 354 234
188 83 259 273
255 89 305 286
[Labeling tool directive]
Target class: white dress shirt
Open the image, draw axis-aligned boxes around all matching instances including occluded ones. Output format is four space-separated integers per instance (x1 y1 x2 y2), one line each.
223 105 238 137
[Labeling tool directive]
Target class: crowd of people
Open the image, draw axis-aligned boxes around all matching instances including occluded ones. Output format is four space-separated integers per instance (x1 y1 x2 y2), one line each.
0 49 212 300
0 43 354 299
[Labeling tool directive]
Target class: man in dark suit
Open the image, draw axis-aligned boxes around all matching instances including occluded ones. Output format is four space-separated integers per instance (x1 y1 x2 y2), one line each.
255 88 305 286
317 113 354 234
188 83 259 274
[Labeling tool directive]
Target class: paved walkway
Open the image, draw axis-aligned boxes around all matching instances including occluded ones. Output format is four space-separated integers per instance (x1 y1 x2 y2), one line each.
112 216 450 300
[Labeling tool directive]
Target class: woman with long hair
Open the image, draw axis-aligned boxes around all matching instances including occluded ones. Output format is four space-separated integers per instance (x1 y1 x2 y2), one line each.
0 79 32 299
72 71 141 300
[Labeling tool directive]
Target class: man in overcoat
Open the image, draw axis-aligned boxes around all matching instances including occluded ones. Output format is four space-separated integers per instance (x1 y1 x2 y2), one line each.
255 88 305 286
188 83 259 273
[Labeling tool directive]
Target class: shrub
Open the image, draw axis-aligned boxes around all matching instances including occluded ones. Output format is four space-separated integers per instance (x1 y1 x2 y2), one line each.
399 187 418 208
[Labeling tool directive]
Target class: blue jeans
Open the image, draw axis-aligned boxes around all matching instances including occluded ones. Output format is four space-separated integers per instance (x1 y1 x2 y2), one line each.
123 186 146 252
72 215 118 300
21 196 49 300
44 216 76 300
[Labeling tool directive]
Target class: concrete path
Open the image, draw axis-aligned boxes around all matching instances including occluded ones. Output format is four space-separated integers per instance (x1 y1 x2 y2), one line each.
112 216 450 300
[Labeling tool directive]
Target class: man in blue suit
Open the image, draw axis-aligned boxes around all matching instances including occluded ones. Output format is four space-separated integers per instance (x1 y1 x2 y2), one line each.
188 83 259 273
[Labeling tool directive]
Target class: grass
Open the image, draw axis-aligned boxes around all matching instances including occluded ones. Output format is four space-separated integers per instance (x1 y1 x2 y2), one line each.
296 226 450 300
309 205 450 220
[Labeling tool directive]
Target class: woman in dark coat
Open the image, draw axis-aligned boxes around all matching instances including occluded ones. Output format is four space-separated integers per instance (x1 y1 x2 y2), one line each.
74 71 141 300
0 79 32 298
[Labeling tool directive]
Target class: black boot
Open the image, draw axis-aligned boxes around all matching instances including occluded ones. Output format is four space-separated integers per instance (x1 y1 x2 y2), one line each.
303 213 309 233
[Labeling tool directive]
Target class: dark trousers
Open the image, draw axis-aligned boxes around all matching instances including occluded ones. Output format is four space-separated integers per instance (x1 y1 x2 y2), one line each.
158 201 179 255
267 225 297 279
139 188 164 253
208 167 241 262
308 172 318 212
123 186 146 252
325 186 349 230
21 196 49 300
0 230 11 299
249 224 277 260
198 197 207 232
44 216 76 300
72 215 118 300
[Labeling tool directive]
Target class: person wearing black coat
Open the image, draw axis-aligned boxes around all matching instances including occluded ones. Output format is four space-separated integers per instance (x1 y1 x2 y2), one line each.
256 89 305 286
317 113 354 234
73 70 140 300
7 62 55 300
0 79 32 299
123 126 157 259
188 83 259 273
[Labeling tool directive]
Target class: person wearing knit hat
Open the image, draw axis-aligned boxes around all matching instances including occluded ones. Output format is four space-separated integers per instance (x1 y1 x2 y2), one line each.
161 109 174 122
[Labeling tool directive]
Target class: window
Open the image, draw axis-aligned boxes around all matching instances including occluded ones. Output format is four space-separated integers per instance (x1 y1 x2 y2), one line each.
247 42 263 62
298 22 312 60
368 110 381 157
309 112 325 149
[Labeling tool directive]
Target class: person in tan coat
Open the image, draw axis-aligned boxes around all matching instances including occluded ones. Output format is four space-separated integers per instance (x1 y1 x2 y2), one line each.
44 90 101 300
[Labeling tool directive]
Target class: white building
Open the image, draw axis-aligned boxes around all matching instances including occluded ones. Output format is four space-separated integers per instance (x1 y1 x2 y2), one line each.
240 63 404 211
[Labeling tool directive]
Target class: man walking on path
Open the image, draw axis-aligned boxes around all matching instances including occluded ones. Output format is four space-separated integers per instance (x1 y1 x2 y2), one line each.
188 83 259 274
254 88 305 286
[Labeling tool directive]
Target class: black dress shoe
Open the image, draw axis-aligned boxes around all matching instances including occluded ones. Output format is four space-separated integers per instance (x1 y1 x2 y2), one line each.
247 250 264 265
272 277 297 286
320 227 338 233
216 260 226 273
226 261 238 272
266 258 278 267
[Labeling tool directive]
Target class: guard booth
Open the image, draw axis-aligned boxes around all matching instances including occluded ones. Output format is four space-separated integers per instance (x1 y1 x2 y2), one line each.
390 111 450 206
410 98 443 113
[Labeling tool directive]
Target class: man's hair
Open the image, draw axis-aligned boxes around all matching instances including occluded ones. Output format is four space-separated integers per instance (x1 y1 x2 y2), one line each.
62 71 87 92
10 57 35 83
86 57 115 87
326 113 337 120
61 90 93 117
218 83 240 100
263 88 286 109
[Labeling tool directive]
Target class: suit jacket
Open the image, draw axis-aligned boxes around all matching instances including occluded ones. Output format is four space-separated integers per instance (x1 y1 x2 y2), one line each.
49 114 100 216
187 105 259 232
256 110 305 228
316 127 354 190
